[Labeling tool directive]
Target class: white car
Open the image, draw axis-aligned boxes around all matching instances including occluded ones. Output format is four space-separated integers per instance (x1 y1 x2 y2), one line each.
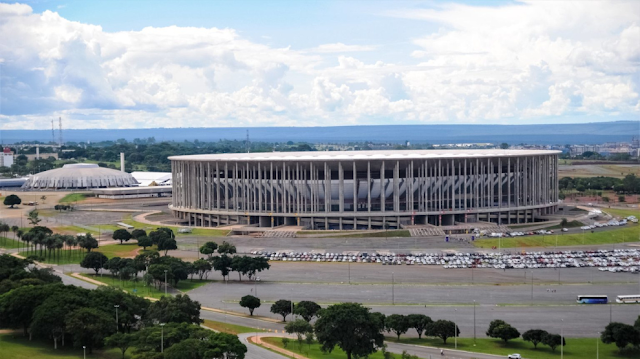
508 354 522 359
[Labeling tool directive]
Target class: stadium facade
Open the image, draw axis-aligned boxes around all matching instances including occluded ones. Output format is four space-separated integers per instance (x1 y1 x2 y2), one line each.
169 150 560 230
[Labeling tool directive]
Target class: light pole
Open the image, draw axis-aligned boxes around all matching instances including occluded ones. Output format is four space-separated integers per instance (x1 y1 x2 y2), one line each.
454 308 458 349
160 323 165 353
473 300 476 345
531 271 534 302
561 318 564 359
114 305 119 331
597 332 600 359
392 272 395 305
348 261 351 284
83 345 86 359
164 270 168 296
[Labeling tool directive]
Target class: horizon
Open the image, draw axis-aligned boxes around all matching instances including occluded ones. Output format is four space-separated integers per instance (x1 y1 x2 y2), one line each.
1 1 639 130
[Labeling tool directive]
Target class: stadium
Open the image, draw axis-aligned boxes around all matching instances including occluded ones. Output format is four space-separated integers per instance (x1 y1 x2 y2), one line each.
169 150 560 230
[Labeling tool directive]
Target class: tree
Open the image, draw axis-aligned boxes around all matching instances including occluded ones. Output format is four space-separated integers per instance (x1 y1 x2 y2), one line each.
77 233 98 252
285 319 313 348
489 324 520 343
105 332 136 359
386 314 410 340
314 302 385 359
30 289 90 348
239 295 261 316
429 320 459 344
157 236 177 256
65 307 116 354
0 283 61 337
3 194 21 208
212 254 233 281
27 209 41 226
217 241 236 255
522 329 548 349
407 314 433 339
601 322 640 351
137 236 153 250
199 241 218 258
271 299 293 322
486 320 507 336
193 259 212 280
131 229 147 239
145 294 202 325
112 229 132 244
560 218 568 227
81 252 108 275
542 333 565 352
500 143 509 149
293 300 321 322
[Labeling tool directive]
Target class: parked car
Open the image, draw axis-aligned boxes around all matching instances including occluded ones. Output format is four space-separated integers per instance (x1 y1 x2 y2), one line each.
508 354 522 359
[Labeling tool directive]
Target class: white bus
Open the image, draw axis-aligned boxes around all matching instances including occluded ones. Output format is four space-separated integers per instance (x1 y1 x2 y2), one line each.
577 295 608 304
616 295 640 304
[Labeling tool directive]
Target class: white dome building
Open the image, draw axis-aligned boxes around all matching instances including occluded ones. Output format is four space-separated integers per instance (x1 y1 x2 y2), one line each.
22 163 139 189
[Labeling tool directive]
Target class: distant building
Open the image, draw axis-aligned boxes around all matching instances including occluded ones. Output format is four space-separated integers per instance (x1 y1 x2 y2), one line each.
22 163 138 189
0 148 14 167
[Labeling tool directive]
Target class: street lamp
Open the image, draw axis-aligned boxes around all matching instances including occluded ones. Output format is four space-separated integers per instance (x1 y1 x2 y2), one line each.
597 332 600 359
391 272 395 305
83 345 86 359
160 323 166 353
164 270 168 296
114 305 119 331
473 300 476 345
561 318 564 359
454 308 458 349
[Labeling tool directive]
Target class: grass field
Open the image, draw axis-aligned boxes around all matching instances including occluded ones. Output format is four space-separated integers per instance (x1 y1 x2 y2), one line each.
203 319 266 335
0 333 126 359
54 225 99 236
121 215 230 237
393 336 639 359
261 337 393 359
558 163 640 179
0 236 23 249
79 273 210 299
58 193 88 203
96 242 142 258
19 249 87 264
475 208 640 249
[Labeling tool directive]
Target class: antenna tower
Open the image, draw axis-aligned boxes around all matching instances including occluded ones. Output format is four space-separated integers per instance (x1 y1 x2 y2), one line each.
51 119 55 144
58 117 63 146
246 130 250 153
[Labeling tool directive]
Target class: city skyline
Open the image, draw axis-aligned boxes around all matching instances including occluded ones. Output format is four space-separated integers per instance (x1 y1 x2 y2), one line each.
1 0 639 130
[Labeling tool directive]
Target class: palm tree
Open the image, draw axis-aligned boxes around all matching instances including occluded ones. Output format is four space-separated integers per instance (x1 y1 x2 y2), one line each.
54 236 64 262
21 231 33 255
11 225 19 240
16 229 24 252
64 235 78 260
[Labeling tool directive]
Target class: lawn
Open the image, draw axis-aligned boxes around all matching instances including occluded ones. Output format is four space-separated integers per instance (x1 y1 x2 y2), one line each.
203 319 266 335
394 337 639 359
0 333 126 359
121 215 230 237
96 242 142 258
475 208 640 249
58 193 88 203
0 236 23 249
261 337 393 359
79 273 211 299
19 249 87 265
54 225 99 236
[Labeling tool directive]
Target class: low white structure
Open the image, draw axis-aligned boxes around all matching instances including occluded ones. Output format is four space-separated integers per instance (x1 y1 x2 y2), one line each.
1 148 14 167
131 171 172 186
22 163 138 189
92 186 172 199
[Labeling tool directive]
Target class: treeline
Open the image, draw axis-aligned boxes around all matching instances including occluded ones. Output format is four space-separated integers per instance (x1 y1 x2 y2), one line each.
559 174 640 194
0 254 247 358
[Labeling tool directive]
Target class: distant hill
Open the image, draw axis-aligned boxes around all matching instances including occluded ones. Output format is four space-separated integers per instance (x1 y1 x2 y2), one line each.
1 121 638 145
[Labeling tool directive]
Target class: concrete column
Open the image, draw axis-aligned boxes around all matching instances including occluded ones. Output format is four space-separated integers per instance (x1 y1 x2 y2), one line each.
393 160 399 213
367 161 371 213
380 161 385 212
353 161 357 213
325 162 330 213
339 162 344 212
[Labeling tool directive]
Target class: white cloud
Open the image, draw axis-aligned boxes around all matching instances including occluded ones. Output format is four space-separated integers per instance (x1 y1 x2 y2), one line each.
0 1 638 129
310 43 377 53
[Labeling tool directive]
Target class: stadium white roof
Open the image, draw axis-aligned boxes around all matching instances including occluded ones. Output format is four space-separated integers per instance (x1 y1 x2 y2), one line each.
22 163 138 189
170 149 561 162
131 171 172 186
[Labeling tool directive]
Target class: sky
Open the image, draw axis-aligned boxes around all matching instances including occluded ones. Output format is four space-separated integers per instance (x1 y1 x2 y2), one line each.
0 0 639 129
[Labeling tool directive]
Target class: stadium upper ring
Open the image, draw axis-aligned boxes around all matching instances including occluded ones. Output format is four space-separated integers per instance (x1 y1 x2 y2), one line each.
170 149 560 230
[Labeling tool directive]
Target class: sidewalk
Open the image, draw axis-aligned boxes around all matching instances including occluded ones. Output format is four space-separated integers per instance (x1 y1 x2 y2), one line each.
249 334 309 359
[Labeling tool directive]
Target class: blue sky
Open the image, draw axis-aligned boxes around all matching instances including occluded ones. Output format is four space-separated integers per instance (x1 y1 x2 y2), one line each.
1 0 639 129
